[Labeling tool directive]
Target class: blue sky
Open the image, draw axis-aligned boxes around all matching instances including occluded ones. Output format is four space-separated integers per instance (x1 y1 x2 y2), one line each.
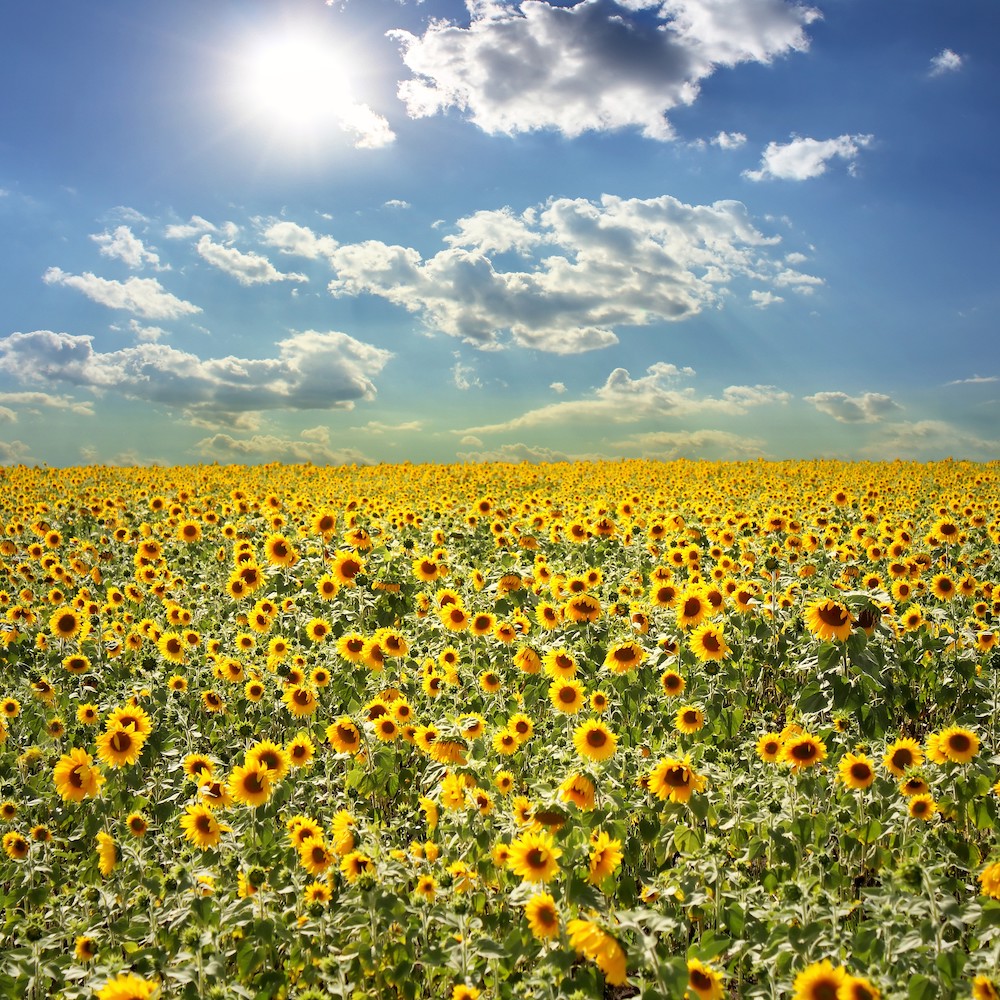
1 0 998 466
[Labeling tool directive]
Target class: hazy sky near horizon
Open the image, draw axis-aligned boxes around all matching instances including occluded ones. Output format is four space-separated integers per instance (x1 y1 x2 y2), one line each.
1 0 998 467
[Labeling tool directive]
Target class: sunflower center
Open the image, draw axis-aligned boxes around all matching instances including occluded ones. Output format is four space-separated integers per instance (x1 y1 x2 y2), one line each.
526 848 546 869
791 742 817 761
56 613 77 634
817 604 849 627
586 728 608 748
850 763 872 781
690 970 712 990
559 688 577 704
69 767 84 788
948 733 971 753
195 814 213 833
665 766 689 787
701 634 721 652
892 749 913 769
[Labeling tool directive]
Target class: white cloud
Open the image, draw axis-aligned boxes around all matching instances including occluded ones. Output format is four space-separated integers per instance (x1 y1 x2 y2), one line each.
196 236 308 286
164 215 218 239
351 420 424 433
459 435 484 448
805 390 902 423
78 446 169 467
946 374 997 386
128 320 167 343
42 267 201 320
0 440 32 466
0 329 392 423
0 406 15 423
337 101 396 149
456 441 595 463
712 130 747 149
452 358 483 390
300 425 331 444
261 221 339 260
91 226 163 269
751 290 783 307
460 362 788 434
550 382 567 394
384 199 411 209
328 192 807 353
862 420 1000 461
612 427 767 459
0 391 94 416
195 431 375 465
391 0 817 141
744 134 873 181
929 48 963 76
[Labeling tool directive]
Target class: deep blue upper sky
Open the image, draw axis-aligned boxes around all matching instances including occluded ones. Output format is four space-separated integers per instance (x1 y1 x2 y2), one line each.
1 0 998 466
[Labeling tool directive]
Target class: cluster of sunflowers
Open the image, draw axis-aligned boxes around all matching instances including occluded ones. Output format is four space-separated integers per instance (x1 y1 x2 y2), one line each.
0 459 999 1000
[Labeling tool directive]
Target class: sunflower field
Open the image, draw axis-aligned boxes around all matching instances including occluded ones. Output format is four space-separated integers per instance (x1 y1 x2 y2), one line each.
2 459 1000 1000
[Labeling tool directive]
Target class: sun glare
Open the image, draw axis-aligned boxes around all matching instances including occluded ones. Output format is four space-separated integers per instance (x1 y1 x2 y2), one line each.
237 33 353 135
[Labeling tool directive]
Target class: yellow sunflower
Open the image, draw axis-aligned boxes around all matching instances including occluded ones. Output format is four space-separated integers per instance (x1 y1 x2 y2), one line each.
804 598 853 642
507 829 562 883
524 891 560 940
573 719 617 762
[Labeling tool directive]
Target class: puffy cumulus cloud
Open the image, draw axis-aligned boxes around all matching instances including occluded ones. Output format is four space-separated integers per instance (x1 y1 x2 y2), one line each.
612 427 767 459
750 290 783 307
805 390 902 423
195 236 308 286
42 267 201 320
261 221 339 260
861 420 1000 461
0 391 94 416
128 320 167 343
91 226 164 269
929 48 963 76
712 130 746 148
164 216 219 240
460 361 789 434
328 193 813 353
0 439 33 466
194 431 375 466
350 420 424 433
0 329 392 424
744 134 873 181
391 0 817 140
456 441 605 463
337 101 396 149
550 381 567 394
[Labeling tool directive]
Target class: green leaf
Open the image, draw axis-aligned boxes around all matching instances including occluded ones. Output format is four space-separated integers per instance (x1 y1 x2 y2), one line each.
907 973 939 1000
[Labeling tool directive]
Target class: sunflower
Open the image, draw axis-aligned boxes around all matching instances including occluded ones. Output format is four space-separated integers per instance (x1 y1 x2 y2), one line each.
2 830 29 860
96 831 117 876
837 752 875 790
603 641 647 673
157 631 186 664
53 747 105 801
413 874 437 901
804 598 853 642
180 803 226 849
95 973 157 1000
973 975 1000 1000
666 694 704 731
202 690 225 714
646 756 707 804
299 837 334 876
327 717 362 755
908 793 937 821
246 740 291 781
340 850 374 883
930 573 956 601
688 622 730 662
883 738 923 777
566 919 628 986
659 670 686 699
507 829 562 883
588 830 623 884
331 550 365 586
282 684 318 717
287 732 315 767
305 618 331 644
125 812 148 837
981 862 1000 900
228 762 273 807
524 891 560 940
49 607 82 641
564 593 602 623
336 631 367 663
676 588 708 630
687 958 725 1000
264 533 298 567
549 678 586 715
494 770 515 795
938 725 980 764
96 724 146 768
74 935 97 962
782 733 827 773
756 732 784 763
559 773 595 810
792 960 845 1000
543 647 578 678
899 774 930 797
62 653 91 675
573 719 617 762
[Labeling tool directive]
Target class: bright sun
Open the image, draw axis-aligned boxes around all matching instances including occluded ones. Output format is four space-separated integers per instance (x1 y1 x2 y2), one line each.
236 33 353 135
